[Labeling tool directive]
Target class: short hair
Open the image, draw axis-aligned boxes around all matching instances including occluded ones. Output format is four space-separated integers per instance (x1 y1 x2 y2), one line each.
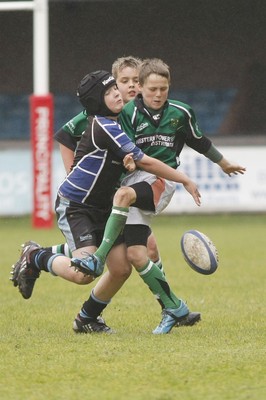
111 56 142 79
138 58 170 85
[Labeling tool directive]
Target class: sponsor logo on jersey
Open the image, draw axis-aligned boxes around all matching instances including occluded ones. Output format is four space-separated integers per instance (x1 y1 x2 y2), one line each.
136 122 149 132
136 134 175 148
102 76 115 86
170 118 179 128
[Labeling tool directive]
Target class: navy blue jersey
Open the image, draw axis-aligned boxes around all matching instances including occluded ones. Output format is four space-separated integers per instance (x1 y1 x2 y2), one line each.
58 116 144 208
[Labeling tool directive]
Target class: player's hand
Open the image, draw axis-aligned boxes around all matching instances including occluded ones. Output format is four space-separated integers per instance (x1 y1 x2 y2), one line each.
218 158 246 177
183 181 201 206
123 153 136 172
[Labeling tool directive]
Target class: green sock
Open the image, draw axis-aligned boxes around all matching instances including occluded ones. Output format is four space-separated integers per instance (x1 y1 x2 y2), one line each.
138 260 181 309
95 206 129 263
154 258 165 276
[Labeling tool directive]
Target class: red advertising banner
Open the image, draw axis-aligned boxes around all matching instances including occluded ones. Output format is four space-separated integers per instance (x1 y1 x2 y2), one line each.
30 94 54 228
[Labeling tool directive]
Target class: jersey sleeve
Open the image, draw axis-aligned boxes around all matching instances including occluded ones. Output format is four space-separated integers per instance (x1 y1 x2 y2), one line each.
93 117 144 161
185 132 212 154
182 104 212 154
54 111 89 151
63 111 88 136
54 128 79 151
118 104 137 143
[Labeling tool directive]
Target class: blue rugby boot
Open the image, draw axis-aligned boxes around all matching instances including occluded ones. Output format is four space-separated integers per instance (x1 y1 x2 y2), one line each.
71 254 104 277
153 300 200 334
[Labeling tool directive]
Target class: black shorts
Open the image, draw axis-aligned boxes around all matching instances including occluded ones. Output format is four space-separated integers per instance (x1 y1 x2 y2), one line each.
55 195 119 251
129 181 155 211
123 224 151 247
120 181 153 247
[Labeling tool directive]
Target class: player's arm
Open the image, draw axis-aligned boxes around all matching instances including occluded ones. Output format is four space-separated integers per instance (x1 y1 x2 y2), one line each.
217 157 246 176
125 153 201 206
59 144 75 173
54 128 79 173
183 108 246 176
189 138 246 176
95 120 201 206
54 112 88 173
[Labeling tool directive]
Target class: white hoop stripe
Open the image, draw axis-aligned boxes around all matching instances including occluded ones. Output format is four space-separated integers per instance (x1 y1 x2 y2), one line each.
112 209 129 217
138 261 154 276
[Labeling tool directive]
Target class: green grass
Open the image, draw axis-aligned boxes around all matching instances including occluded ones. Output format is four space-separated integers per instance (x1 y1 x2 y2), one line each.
0 214 265 400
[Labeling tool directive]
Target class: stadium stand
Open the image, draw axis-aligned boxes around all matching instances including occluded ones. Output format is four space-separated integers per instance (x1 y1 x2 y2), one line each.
0 89 237 140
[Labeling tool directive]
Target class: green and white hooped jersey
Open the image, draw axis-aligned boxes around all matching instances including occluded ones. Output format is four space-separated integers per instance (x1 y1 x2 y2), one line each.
63 111 88 137
54 111 90 151
119 95 211 169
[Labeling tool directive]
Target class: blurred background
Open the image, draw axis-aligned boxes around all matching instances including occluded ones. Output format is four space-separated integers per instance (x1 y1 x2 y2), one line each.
1 0 266 139
0 0 266 218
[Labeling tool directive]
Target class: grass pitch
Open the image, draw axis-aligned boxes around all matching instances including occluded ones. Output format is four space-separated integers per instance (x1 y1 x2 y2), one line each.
0 214 265 400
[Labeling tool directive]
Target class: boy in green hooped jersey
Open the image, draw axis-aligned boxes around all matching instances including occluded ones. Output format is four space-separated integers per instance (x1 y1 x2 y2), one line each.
120 58 244 172
72 58 246 334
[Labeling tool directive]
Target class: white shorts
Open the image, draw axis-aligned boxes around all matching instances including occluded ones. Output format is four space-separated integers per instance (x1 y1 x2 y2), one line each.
121 170 176 226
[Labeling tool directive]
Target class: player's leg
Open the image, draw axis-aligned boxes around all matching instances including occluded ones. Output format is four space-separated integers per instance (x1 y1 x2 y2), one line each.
147 231 164 275
37 195 99 283
44 243 72 257
124 224 200 334
73 242 132 334
71 186 137 274
10 197 101 298
93 243 132 301
125 224 182 307
10 241 95 299
123 180 200 334
94 186 136 263
74 174 171 274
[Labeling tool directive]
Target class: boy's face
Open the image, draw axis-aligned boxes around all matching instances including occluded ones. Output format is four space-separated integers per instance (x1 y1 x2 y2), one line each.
116 66 140 104
104 84 124 115
140 73 169 110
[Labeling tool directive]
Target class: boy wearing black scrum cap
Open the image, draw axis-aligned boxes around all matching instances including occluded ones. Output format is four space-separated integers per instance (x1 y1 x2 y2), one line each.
11 70 201 334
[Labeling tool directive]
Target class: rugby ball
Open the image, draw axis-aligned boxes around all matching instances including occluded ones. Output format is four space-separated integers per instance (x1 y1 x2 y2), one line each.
180 230 219 275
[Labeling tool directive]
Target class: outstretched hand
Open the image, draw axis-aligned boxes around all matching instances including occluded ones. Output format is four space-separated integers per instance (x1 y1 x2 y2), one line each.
218 158 246 177
123 153 136 172
183 181 201 206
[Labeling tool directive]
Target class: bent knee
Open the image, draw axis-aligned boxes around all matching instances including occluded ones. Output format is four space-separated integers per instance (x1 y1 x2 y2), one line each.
127 246 148 269
113 187 136 207
147 235 160 261
147 247 160 262
108 264 132 281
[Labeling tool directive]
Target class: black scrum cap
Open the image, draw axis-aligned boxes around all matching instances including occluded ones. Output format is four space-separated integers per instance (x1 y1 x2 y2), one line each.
77 70 118 116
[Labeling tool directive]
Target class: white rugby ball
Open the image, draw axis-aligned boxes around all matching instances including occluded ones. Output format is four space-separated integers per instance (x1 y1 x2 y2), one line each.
180 230 219 275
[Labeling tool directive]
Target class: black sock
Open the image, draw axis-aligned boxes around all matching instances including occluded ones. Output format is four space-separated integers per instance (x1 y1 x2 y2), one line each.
80 291 110 320
29 249 54 272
